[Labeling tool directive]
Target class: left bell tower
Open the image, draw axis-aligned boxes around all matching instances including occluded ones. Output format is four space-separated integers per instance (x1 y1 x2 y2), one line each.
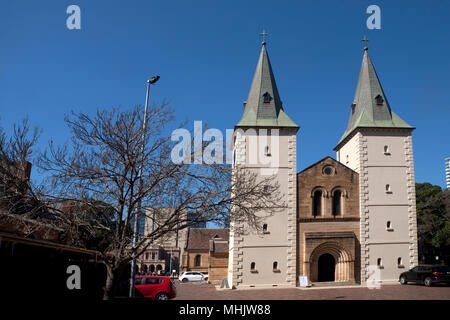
228 36 299 288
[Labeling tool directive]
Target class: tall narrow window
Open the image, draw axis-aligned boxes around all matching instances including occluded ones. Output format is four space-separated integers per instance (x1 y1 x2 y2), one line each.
332 190 342 216
313 190 322 216
387 221 393 230
263 224 268 233
384 145 390 154
273 261 279 272
386 184 391 193
397 257 403 267
250 262 257 273
194 255 201 267
377 258 383 268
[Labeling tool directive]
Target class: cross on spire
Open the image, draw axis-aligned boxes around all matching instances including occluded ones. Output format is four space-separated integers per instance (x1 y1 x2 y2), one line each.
361 36 369 50
260 29 268 45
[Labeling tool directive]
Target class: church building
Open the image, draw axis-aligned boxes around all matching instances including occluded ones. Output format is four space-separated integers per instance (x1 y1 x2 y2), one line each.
227 37 418 288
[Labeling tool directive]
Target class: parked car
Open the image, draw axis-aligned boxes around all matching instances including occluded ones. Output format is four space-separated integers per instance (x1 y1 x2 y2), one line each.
131 276 176 300
179 271 206 283
399 265 450 287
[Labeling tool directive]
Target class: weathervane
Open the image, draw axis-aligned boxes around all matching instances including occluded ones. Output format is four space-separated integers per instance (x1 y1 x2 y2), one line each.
260 29 268 45
361 36 369 50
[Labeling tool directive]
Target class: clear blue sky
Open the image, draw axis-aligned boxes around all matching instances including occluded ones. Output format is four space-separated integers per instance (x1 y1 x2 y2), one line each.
0 0 449 188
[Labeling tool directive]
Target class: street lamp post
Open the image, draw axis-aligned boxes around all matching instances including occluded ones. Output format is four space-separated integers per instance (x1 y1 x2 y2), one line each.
169 247 173 278
129 75 160 298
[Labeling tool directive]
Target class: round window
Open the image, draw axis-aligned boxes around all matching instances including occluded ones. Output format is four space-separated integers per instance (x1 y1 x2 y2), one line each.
323 166 333 175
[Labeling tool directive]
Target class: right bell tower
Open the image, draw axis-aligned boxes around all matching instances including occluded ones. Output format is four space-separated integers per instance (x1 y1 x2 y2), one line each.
334 40 418 284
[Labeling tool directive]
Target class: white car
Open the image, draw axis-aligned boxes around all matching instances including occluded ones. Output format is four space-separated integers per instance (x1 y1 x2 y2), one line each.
179 272 206 283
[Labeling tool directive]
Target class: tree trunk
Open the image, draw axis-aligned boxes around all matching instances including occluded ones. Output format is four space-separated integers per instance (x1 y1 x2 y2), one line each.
103 263 116 300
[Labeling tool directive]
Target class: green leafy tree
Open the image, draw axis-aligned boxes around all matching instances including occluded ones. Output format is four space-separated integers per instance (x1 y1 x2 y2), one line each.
416 182 450 264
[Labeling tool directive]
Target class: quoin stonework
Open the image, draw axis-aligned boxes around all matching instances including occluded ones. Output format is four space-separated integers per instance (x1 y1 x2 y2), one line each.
227 39 419 288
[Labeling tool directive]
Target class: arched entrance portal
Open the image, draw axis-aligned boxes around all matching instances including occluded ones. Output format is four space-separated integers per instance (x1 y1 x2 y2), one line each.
318 253 335 282
308 241 355 283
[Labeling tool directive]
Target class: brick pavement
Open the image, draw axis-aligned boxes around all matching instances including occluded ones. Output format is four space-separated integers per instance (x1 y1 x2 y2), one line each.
173 281 450 300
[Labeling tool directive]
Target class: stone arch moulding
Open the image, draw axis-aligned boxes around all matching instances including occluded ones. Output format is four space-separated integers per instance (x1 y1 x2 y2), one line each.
322 165 336 176
330 186 348 198
310 186 329 198
308 241 355 283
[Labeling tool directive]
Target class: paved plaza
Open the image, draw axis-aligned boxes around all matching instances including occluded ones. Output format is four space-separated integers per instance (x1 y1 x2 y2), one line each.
173 281 450 300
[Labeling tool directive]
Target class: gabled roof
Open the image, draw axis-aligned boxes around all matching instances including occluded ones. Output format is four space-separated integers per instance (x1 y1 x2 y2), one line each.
236 43 298 128
335 47 414 150
297 156 358 175
185 228 229 250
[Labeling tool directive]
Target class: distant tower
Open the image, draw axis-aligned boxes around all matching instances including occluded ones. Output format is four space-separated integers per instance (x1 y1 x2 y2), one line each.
228 35 299 288
446 158 450 189
334 42 418 283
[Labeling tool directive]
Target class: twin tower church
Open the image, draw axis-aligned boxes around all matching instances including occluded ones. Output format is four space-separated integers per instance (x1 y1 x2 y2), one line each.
227 38 418 288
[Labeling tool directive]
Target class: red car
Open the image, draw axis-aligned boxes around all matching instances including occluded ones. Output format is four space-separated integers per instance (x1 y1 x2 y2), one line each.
133 276 176 300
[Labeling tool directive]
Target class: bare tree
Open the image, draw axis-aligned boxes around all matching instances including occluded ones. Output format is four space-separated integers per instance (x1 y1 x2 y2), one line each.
38 103 283 300
0 119 66 240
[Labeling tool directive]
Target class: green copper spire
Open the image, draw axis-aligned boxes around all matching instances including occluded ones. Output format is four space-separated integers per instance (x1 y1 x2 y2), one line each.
236 39 298 128
335 43 413 149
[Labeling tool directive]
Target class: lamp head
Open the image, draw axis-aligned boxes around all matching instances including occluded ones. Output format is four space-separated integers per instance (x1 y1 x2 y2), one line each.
148 75 160 84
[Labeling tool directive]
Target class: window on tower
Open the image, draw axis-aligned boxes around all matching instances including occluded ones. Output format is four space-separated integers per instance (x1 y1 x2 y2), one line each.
263 92 272 103
386 184 392 194
250 262 257 273
386 221 393 231
377 258 384 268
375 94 384 105
273 261 280 272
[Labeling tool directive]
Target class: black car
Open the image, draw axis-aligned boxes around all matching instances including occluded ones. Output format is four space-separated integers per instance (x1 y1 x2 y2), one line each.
399 265 450 287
